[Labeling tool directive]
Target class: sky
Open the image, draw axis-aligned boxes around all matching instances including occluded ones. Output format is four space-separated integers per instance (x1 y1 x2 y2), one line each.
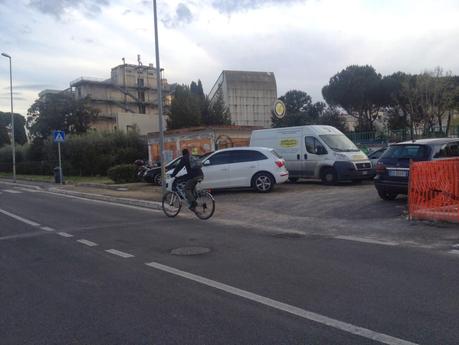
1 0 459 116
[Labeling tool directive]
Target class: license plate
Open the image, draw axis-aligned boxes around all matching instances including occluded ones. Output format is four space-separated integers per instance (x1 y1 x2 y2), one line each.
362 171 368 175
388 170 408 177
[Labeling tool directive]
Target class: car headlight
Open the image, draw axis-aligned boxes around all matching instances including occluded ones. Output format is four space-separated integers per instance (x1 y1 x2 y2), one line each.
335 153 350 160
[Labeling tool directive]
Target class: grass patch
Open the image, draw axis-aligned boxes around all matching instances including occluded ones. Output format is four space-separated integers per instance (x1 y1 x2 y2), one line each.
0 172 113 185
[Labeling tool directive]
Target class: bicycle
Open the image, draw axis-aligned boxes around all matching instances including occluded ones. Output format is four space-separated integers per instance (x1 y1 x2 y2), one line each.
162 176 215 220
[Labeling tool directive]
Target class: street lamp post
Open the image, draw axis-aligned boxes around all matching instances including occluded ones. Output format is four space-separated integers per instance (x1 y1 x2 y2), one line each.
1 53 16 183
152 0 166 196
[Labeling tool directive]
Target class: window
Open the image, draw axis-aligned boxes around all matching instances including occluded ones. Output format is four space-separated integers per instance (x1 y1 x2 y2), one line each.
206 152 234 165
305 137 327 155
433 141 459 158
382 145 428 160
138 104 146 114
319 134 359 152
229 150 267 163
369 148 385 159
138 90 145 102
137 78 144 87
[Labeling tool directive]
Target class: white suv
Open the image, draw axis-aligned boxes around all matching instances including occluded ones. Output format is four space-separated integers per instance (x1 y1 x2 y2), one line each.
169 147 289 192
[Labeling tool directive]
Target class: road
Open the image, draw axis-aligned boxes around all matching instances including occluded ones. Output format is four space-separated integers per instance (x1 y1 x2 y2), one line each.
1 183 458 344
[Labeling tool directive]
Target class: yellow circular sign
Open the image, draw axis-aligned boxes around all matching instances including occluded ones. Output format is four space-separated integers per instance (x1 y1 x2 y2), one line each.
273 100 286 119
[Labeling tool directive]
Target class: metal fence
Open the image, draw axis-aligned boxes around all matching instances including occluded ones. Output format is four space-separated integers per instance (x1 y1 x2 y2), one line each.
345 126 459 146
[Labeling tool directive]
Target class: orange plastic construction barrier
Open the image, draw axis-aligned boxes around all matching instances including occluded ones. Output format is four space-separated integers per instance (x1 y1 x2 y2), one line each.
408 158 459 223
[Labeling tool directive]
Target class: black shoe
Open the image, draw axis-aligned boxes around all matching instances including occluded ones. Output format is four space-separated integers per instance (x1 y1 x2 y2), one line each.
188 201 197 211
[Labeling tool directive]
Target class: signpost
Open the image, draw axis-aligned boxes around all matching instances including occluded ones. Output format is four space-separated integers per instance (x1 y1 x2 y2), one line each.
53 130 65 184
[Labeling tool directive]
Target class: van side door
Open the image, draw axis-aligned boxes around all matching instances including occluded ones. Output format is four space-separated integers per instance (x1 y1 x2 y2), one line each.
304 136 328 177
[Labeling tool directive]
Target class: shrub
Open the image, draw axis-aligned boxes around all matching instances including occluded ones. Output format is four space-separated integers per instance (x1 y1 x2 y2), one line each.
107 164 138 184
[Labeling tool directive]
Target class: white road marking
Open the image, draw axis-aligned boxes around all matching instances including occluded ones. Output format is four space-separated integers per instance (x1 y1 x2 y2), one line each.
57 232 73 238
3 189 22 194
335 235 399 247
42 190 162 213
145 261 418 345
40 226 55 232
105 249 134 258
77 239 98 247
448 250 459 255
0 208 41 227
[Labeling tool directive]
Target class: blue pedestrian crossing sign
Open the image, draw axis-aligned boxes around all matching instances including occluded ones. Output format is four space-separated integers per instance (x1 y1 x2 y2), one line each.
53 130 65 143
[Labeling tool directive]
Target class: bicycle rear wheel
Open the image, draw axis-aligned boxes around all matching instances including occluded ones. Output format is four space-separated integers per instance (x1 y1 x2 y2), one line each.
162 191 181 217
194 191 215 220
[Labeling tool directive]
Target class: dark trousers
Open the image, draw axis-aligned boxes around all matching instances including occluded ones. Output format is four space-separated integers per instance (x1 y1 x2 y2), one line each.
184 175 202 205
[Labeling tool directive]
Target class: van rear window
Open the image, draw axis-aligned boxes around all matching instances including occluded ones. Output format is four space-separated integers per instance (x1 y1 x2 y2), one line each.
382 145 428 160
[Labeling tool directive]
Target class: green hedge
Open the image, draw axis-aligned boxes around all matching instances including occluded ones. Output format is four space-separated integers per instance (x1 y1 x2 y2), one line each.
0 131 147 176
107 164 138 184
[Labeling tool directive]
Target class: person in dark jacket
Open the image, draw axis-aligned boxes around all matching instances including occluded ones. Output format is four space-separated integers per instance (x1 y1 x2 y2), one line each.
171 148 204 210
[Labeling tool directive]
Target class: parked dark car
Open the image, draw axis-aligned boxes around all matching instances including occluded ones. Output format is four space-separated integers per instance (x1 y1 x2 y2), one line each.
374 138 459 200
145 153 213 185
368 147 387 167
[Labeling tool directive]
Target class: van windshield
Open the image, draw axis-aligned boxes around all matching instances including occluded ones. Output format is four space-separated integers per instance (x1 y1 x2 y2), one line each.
319 135 360 152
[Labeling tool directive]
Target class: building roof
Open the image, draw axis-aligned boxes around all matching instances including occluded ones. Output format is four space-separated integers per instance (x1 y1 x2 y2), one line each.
222 70 276 84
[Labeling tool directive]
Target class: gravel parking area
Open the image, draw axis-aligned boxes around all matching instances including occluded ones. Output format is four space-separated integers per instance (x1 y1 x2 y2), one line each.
210 180 459 250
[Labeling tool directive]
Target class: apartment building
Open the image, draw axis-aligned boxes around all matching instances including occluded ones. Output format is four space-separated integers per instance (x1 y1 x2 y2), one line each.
208 71 277 128
39 59 170 135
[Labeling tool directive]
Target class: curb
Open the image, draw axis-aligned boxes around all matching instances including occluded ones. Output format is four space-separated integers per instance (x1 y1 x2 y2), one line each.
0 178 162 211
0 180 43 190
47 187 162 210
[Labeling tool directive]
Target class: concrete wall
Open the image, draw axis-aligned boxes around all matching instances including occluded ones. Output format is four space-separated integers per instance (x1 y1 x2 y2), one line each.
148 126 257 162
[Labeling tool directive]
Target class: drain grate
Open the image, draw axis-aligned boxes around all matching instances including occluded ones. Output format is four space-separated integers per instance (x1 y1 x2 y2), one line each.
170 246 211 256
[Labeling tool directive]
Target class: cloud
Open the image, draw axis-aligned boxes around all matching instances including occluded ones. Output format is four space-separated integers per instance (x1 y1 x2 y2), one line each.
4 84 52 91
211 0 306 14
162 3 193 28
28 0 110 19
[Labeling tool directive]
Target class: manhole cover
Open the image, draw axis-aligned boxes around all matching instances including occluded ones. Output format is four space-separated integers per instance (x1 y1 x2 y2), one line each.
272 232 305 239
170 246 211 256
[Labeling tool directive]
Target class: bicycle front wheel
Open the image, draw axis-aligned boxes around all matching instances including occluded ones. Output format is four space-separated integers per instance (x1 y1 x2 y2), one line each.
194 191 215 220
162 191 182 217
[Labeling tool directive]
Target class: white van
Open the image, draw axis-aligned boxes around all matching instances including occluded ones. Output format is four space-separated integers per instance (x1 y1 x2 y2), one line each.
250 125 374 184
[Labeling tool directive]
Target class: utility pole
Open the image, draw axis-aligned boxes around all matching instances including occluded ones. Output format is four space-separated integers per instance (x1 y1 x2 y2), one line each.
153 0 166 196
1 53 16 183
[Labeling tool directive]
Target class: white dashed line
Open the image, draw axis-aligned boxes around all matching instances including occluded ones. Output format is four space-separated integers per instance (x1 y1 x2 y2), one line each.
145 261 418 345
449 250 459 255
57 232 73 238
3 189 22 194
77 239 98 247
335 235 399 246
40 226 55 232
105 249 134 258
0 208 41 227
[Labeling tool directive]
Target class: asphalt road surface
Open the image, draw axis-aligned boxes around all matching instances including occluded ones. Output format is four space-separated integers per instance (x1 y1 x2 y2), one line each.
1 183 458 345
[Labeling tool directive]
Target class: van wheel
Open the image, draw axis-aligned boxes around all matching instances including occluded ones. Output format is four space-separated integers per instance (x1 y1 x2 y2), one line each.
321 168 337 185
289 177 299 183
377 189 398 201
252 172 274 193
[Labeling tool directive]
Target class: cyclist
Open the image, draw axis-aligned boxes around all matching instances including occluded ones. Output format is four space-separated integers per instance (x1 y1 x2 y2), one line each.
170 148 204 211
